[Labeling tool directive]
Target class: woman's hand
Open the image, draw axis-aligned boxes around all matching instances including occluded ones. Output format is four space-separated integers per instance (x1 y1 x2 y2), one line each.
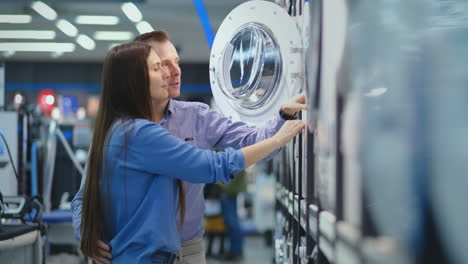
91 240 112 264
272 120 306 147
241 120 305 168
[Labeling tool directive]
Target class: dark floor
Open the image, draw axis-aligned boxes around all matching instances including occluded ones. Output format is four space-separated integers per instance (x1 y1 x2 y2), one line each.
206 236 273 264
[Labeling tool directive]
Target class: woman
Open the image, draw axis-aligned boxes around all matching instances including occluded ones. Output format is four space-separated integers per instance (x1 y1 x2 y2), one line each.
80 42 304 263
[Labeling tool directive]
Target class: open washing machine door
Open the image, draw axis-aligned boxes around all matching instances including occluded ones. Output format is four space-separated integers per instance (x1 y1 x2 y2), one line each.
210 0 302 126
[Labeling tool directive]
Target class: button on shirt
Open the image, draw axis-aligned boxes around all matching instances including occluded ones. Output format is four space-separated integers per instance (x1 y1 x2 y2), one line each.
71 99 285 243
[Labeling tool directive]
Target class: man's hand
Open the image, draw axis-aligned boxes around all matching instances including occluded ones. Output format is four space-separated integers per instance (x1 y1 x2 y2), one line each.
281 92 307 116
91 240 112 264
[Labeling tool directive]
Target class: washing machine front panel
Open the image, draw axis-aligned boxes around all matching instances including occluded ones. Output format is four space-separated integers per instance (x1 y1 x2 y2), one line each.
303 0 323 129
301 110 309 199
341 89 363 227
339 0 365 230
287 141 295 190
210 1 302 126
0 112 18 196
425 6 468 262
351 0 427 251
314 0 348 214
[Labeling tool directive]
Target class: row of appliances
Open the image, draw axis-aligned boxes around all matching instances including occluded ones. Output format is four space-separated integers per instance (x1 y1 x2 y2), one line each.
210 0 468 263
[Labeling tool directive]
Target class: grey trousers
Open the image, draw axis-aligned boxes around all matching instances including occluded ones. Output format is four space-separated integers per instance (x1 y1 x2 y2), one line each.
174 237 206 264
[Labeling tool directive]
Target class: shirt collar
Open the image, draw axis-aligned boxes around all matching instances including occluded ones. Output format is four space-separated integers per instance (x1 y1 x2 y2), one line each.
160 99 176 124
166 99 176 116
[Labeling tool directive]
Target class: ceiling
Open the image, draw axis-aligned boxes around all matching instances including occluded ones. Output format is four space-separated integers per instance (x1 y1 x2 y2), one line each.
0 0 250 63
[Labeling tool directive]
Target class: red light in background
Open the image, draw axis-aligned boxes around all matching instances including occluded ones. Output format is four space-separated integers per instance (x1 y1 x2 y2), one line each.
37 89 56 116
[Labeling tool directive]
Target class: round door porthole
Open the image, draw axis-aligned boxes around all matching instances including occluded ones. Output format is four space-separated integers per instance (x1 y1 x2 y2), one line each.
219 23 282 110
210 1 302 125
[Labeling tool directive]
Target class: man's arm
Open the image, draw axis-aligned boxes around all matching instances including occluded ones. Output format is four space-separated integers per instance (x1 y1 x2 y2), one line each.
71 162 113 264
199 93 307 160
210 109 285 160
71 163 87 240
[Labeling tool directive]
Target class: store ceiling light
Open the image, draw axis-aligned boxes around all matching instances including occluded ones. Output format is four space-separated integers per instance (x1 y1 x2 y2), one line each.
0 15 32 24
76 34 96 50
56 19 78 37
94 31 133 41
31 1 57 21
0 42 75 52
121 2 143 23
75 15 119 25
0 30 56 39
136 21 153 34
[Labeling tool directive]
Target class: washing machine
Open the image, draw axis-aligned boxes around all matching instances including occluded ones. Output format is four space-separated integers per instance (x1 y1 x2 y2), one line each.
341 90 362 228
292 0 319 201
313 0 348 215
287 140 296 192
292 138 300 194
0 112 18 196
289 0 321 204
303 0 322 131
424 2 468 262
210 0 303 127
347 0 427 256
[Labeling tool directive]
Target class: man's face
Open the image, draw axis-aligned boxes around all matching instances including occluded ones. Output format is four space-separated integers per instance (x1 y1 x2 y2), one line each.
148 40 181 98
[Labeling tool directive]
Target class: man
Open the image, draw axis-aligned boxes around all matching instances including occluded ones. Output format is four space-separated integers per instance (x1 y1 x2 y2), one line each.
71 31 306 264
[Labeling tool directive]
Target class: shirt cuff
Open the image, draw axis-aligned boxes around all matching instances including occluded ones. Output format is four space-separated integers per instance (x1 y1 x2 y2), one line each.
230 148 245 176
222 148 245 183
274 109 287 129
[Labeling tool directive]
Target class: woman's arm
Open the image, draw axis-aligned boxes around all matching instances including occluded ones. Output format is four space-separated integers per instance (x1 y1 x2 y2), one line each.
241 120 305 167
127 119 304 184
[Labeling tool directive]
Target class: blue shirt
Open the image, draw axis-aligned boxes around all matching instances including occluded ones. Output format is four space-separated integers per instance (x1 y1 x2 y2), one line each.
72 100 285 242
98 119 244 263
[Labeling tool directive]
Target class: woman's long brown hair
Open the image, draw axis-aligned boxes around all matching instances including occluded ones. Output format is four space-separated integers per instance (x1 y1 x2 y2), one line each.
80 42 185 258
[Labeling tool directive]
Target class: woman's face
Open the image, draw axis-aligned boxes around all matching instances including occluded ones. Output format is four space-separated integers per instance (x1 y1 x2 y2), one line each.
147 49 170 103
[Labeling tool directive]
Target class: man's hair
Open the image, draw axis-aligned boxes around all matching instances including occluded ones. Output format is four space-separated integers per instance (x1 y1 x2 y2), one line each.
134 30 170 43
